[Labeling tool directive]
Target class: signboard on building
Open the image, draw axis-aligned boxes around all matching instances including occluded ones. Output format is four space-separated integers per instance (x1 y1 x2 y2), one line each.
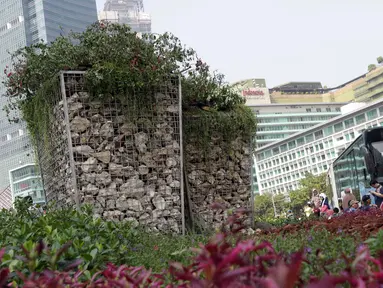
231 78 271 105
241 88 271 105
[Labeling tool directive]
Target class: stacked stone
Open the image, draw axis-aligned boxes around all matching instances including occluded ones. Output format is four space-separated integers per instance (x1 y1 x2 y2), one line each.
185 133 252 230
49 85 183 234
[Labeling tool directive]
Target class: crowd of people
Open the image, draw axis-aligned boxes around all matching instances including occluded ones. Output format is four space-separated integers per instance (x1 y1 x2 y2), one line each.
309 180 383 219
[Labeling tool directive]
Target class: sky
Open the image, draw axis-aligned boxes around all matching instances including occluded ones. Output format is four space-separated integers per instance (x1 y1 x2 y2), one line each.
96 0 383 88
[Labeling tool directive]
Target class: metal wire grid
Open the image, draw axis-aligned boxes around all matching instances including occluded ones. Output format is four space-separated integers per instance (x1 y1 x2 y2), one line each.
36 74 76 207
183 114 253 231
46 71 185 234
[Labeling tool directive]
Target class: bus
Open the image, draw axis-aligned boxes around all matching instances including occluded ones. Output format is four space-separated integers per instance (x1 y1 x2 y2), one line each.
327 126 383 207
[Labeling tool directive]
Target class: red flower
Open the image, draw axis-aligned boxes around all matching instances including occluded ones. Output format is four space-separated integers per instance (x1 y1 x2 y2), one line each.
154 245 159 251
7 72 12 77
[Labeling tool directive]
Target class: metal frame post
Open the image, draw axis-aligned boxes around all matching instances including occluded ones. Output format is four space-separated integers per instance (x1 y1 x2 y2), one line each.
59 72 81 211
249 142 255 228
178 75 185 235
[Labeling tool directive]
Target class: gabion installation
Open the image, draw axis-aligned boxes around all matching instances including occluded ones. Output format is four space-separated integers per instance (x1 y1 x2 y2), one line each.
183 113 253 231
38 71 184 234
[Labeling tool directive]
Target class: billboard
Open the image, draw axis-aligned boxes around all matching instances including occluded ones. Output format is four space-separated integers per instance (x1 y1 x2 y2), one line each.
231 78 271 105
241 87 271 105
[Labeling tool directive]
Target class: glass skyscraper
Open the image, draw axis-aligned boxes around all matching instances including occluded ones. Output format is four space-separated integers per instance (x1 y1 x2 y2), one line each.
0 0 98 191
99 0 151 34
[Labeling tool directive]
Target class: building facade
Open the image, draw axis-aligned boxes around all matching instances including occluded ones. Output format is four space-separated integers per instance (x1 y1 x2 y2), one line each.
353 66 383 103
0 0 98 191
9 164 44 205
99 0 151 34
254 99 383 195
251 103 345 148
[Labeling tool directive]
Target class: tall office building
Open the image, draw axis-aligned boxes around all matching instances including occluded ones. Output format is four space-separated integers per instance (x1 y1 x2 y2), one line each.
99 0 151 34
0 0 98 191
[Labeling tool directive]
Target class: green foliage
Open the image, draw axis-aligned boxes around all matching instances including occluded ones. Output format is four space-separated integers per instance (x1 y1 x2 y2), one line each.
254 193 288 219
368 63 377 72
377 56 383 64
2 22 255 149
0 205 206 275
288 173 327 216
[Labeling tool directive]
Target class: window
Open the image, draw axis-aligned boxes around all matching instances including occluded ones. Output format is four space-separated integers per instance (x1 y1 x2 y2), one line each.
367 109 378 120
336 108 341 112
297 138 305 146
316 108 322 112
280 144 288 152
305 134 314 142
272 147 280 155
306 108 311 112
314 130 323 140
334 122 343 133
324 126 333 136
326 108 331 112
344 118 354 128
355 114 365 124
288 141 296 149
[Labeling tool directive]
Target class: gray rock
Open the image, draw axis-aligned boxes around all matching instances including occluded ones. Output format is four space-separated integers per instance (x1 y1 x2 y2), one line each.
100 122 114 138
166 157 177 167
106 199 116 209
134 132 148 153
166 105 178 113
71 116 90 133
73 145 94 156
92 151 111 164
169 181 180 188
95 171 112 186
120 123 137 135
81 157 98 173
152 196 166 210
103 210 123 220
127 199 143 212
68 102 83 112
138 165 149 175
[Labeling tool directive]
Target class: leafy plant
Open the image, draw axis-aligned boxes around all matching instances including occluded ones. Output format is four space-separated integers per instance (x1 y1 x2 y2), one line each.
2 22 255 151
2 205 383 287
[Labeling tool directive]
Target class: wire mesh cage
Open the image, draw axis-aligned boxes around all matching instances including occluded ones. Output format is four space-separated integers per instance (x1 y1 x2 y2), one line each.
37 71 185 234
183 112 253 232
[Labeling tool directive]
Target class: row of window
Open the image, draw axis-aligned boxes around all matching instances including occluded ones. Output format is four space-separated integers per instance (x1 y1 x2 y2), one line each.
0 129 24 142
260 164 330 190
257 124 313 132
257 107 382 161
257 115 334 124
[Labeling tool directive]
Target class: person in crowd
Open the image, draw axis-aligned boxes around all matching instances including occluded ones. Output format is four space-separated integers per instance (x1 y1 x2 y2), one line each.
319 193 331 218
320 193 330 210
311 189 321 217
370 180 383 209
333 207 341 216
342 187 356 211
360 194 377 211
311 189 321 208
348 200 360 212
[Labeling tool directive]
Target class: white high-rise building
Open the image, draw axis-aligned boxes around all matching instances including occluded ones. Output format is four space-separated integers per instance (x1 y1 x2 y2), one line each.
99 0 151 34
0 0 98 192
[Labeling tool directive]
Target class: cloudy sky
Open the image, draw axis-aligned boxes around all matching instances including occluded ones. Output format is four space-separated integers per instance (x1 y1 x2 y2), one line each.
95 0 383 88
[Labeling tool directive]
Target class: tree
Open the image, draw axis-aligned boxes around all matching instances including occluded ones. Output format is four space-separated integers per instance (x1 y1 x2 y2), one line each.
377 56 383 64
254 193 288 219
288 172 327 216
368 64 377 72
